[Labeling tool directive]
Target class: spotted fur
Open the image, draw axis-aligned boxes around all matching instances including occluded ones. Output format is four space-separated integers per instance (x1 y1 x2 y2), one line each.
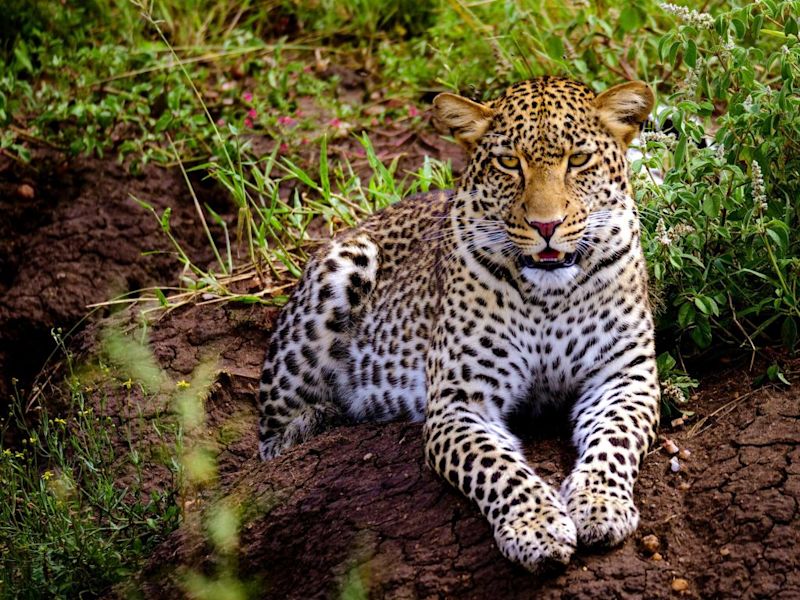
258 76 659 571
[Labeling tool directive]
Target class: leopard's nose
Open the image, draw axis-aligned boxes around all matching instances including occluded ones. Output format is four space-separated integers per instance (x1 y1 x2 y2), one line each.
527 218 564 242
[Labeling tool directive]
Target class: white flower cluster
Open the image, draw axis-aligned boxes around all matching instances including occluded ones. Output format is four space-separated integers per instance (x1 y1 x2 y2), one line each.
661 381 686 405
640 130 678 150
751 160 767 212
660 2 715 28
655 219 696 246
656 219 671 245
631 169 660 191
719 35 736 61
683 57 705 96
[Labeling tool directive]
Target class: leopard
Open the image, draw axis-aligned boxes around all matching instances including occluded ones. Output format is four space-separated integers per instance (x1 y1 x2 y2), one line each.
257 76 660 572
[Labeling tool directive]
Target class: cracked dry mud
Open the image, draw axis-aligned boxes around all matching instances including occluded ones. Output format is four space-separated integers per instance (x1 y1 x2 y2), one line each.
2 146 799 599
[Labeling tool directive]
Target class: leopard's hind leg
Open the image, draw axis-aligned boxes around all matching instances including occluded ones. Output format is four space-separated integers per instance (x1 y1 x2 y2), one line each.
258 234 380 460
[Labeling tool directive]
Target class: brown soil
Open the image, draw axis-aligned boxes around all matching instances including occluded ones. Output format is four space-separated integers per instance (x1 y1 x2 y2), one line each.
123 300 799 600
0 151 223 401
2 125 799 599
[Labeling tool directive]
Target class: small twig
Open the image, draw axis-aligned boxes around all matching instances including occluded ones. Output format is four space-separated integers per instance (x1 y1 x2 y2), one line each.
687 387 764 438
9 125 67 150
727 292 757 370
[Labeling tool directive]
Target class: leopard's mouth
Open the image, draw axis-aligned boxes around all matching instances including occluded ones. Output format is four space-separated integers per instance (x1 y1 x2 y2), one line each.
519 249 578 270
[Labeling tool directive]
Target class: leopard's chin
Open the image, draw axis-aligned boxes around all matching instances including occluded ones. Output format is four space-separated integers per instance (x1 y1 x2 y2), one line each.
518 250 578 271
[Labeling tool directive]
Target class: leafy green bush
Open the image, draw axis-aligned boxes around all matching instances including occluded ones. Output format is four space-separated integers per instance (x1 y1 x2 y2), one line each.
634 1 799 353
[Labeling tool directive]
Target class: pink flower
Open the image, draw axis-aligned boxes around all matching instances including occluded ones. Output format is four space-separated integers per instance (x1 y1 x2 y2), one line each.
242 91 253 102
303 65 313 73
244 117 253 128
408 105 419 117
216 118 225 126
248 108 258 118
279 143 289 153
277 116 297 127
329 118 342 127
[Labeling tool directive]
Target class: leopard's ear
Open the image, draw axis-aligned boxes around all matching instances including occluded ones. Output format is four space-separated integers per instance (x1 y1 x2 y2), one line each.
433 93 495 148
595 81 654 146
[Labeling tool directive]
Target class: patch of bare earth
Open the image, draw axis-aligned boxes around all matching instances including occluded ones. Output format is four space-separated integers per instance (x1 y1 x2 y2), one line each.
91 299 797 600
0 151 223 402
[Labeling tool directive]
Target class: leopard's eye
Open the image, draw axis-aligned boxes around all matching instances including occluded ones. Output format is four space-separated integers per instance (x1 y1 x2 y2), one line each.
496 156 521 170
568 153 590 168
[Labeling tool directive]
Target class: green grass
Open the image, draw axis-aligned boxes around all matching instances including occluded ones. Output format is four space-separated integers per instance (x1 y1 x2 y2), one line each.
1 0 799 596
0 332 181 599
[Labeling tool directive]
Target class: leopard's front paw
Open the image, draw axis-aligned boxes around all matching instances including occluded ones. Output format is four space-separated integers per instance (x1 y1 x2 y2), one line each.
561 472 639 547
493 501 577 572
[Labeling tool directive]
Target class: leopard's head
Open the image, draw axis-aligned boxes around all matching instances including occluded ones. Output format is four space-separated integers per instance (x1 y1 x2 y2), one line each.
434 77 653 272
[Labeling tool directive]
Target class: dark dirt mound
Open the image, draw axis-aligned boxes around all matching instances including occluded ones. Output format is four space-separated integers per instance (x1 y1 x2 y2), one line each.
84 300 797 600
0 151 224 401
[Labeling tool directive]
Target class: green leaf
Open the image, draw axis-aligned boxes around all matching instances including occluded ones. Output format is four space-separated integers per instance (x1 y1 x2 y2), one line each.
766 363 790 385
668 41 682 64
13 41 33 73
155 288 169 307
658 33 674 61
694 296 713 315
319 135 329 197
674 135 687 166
765 219 790 255
751 14 764 40
732 18 746 38
678 302 696 328
656 352 677 373
702 194 721 218
546 35 565 60
691 319 713 348
619 6 640 32
160 207 172 232
685 40 697 68
231 295 265 304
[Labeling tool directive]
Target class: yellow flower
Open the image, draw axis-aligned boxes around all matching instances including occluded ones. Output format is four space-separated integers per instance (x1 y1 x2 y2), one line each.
176 380 191 390
2 449 11 457
42 470 53 481
54 418 67 426
122 378 133 390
